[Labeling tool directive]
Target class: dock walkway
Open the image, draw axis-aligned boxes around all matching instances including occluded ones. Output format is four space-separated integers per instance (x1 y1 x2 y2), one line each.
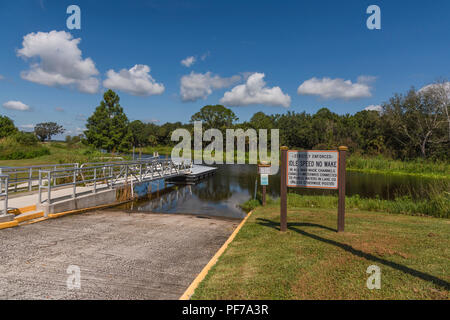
0 160 216 227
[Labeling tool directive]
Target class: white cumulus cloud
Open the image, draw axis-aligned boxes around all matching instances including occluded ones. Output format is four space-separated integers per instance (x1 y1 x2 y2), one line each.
180 71 241 102
103 64 165 96
3 100 31 111
181 56 196 67
419 82 450 96
220 73 291 107
297 76 374 100
17 30 100 94
364 105 382 112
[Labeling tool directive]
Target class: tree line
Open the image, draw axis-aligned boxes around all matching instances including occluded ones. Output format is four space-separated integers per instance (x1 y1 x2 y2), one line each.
1 81 448 161
83 84 448 160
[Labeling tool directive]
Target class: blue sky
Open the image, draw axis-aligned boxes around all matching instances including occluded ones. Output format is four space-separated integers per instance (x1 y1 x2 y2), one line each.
0 0 449 138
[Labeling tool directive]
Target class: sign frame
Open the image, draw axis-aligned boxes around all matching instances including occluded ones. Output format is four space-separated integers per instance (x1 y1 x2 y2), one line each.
280 146 348 233
286 150 339 189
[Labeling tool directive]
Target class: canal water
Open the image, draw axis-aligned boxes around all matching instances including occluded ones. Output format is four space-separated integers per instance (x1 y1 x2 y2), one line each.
122 164 448 219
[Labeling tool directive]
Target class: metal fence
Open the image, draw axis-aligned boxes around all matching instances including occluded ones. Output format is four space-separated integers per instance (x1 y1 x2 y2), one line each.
0 163 79 193
0 175 8 216
38 159 192 204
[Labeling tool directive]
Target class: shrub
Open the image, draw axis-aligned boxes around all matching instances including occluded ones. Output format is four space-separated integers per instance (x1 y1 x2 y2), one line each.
0 134 50 160
12 131 38 146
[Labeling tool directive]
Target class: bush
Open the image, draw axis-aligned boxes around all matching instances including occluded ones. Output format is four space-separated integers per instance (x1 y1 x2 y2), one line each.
12 131 38 146
0 134 50 160
0 148 50 160
0 115 18 139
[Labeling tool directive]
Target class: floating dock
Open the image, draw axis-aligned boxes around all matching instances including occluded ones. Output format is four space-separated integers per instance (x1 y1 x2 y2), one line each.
168 165 217 185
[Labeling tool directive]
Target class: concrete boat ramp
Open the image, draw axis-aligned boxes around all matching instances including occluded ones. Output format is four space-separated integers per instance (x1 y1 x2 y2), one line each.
0 159 217 229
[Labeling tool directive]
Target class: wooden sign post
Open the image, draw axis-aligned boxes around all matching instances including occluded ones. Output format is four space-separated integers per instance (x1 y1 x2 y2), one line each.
258 163 271 207
280 146 347 233
337 146 348 232
280 147 288 232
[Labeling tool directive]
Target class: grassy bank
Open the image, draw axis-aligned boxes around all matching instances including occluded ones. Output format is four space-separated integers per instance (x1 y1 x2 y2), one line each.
347 155 450 179
138 145 173 156
0 142 121 167
241 192 450 219
192 205 450 300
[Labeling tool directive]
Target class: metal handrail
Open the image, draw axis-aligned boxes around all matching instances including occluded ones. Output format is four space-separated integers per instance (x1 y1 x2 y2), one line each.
79 157 160 168
0 163 79 193
0 175 8 216
38 159 191 204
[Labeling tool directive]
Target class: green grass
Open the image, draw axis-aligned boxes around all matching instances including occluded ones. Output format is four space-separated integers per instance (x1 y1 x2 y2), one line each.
0 141 121 167
192 204 450 300
347 155 450 179
242 191 450 219
139 145 174 156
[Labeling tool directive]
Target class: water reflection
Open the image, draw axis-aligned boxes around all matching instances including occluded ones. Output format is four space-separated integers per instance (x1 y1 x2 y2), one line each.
123 164 448 219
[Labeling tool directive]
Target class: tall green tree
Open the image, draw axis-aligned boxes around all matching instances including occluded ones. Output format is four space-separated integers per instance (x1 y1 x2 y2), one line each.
0 115 18 139
85 90 131 153
190 105 238 130
34 122 65 141
129 120 147 148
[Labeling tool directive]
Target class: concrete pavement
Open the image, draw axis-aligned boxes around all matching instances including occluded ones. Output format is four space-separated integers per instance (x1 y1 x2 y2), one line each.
0 210 238 299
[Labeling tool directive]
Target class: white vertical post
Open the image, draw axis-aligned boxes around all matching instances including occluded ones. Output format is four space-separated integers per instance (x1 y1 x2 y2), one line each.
3 177 8 216
73 169 76 199
29 168 33 191
53 165 57 186
94 168 97 194
38 171 42 203
48 172 52 205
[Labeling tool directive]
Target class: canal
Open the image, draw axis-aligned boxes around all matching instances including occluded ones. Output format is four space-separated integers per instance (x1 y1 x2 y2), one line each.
121 164 449 219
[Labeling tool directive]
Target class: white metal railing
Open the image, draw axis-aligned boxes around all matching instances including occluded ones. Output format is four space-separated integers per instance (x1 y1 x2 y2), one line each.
38 159 192 204
0 175 8 216
0 163 79 193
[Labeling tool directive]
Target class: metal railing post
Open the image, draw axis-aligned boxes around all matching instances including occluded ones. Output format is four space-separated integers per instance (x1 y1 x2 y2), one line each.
73 169 77 199
48 172 52 205
110 166 113 188
29 168 32 192
0 176 8 216
3 176 8 216
38 171 42 203
94 168 97 194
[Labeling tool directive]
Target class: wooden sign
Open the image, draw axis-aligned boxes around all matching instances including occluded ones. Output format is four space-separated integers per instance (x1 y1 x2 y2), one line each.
258 163 272 175
287 151 339 189
280 146 348 233
258 163 271 206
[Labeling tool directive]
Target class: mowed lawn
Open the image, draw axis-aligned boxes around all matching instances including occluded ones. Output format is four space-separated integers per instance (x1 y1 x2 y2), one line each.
192 206 450 300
